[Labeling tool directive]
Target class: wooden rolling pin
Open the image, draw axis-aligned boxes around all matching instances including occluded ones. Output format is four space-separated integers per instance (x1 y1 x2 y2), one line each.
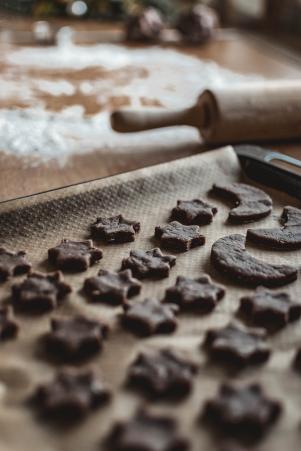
111 81 301 144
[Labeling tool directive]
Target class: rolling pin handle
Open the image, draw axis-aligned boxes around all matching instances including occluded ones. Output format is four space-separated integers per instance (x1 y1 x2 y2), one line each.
111 82 301 143
111 106 201 133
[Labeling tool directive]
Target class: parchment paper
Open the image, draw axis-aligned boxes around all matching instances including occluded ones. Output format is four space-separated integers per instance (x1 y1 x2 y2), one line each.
0 146 300 451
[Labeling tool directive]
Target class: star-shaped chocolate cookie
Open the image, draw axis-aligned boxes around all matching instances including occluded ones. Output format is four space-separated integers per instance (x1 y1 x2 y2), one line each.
127 348 198 400
12 272 71 314
48 239 103 272
203 383 282 443
122 298 179 337
31 369 110 425
105 409 188 451
0 248 31 282
84 269 142 305
239 287 301 331
42 315 109 363
155 221 205 252
203 323 270 369
91 214 140 244
164 275 225 313
171 199 217 225
0 306 19 341
121 248 176 279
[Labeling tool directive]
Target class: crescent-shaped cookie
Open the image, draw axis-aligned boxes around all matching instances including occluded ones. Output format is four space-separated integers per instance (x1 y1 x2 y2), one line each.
211 234 297 287
212 182 272 224
247 206 301 250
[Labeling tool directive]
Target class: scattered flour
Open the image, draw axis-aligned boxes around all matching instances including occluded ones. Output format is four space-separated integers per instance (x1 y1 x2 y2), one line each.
6 42 131 71
0 107 201 167
34 79 76 97
0 41 262 166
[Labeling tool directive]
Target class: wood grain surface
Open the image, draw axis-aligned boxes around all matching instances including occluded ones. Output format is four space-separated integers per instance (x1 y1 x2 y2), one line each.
0 25 300 202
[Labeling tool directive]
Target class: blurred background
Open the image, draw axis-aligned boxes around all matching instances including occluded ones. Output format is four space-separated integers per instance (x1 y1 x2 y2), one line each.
1 0 301 34
0 0 300 201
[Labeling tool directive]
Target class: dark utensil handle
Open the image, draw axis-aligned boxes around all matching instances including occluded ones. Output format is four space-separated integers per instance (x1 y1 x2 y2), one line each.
235 145 301 201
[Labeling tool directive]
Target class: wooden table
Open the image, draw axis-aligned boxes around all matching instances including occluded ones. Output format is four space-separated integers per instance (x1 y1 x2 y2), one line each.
0 25 300 202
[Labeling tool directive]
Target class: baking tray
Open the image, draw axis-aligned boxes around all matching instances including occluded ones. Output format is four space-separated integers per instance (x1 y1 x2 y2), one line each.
0 146 300 451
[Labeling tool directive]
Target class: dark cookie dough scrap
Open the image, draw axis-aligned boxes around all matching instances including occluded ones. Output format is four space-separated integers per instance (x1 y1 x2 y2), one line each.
0 248 31 282
203 323 270 369
105 409 188 451
122 248 176 280
122 298 179 337
12 272 71 314
125 7 164 42
247 206 301 250
171 199 217 226
31 369 110 425
48 239 103 272
42 315 108 363
211 234 298 287
84 269 141 305
202 383 282 443
155 221 205 252
239 287 301 332
164 274 225 314
127 348 198 401
212 182 272 224
0 306 19 341
91 214 140 244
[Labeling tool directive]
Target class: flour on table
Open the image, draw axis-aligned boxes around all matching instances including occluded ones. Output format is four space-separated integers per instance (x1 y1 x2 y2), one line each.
0 42 262 166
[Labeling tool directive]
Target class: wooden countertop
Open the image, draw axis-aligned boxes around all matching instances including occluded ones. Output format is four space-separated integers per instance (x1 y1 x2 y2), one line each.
0 26 300 202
